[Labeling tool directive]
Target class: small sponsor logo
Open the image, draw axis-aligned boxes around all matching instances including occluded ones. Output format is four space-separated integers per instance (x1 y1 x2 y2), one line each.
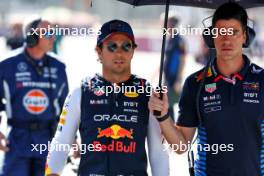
57 125 63 132
243 92 260 104
45 163 52 175
61 109 68 117
204 106 221 113
243 99 260 104
203 94 221 101
252 65 263 74
59 118 66 125
93 114 137 123
94 88 105 96
90 99 108 105
196 67 213 82
242 82 259 91
124 91 139 98
205 83 217 93
204 101 221 107
17 62 28 72
243 92 258 98
23 89 49 114
123 101 138 107
123 109 138 113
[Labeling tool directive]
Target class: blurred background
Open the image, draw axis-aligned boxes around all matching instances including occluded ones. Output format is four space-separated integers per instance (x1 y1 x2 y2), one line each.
1 0 264 175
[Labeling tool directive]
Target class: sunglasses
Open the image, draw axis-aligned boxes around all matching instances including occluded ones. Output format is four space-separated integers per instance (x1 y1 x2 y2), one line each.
106 41 134 53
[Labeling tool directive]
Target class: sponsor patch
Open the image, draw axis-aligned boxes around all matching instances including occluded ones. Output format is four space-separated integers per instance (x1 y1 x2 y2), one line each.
205 83 217 93
124 91 139 98
59 118 66 125
90 99 108 105
45 163 52 175
93 87 105 96
242 82 260 91
204 106 221 113
23 89 49 114
17 62 28 72
196 67 213 82
97 124 133 139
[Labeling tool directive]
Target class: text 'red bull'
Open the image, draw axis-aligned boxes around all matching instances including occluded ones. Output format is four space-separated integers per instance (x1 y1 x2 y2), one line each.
93 140 136 153
95 124 136 153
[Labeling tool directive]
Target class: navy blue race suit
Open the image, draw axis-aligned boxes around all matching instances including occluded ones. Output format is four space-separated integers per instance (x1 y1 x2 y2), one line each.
0 48 69 176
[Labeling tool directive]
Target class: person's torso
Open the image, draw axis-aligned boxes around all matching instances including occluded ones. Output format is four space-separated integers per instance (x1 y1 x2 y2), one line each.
78 74 150 176
193 57 264 176
1 50 66 157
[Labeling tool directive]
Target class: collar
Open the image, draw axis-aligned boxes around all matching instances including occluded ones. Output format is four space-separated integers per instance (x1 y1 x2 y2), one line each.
212 55 251 84
95 73 135 86
24 49 46 67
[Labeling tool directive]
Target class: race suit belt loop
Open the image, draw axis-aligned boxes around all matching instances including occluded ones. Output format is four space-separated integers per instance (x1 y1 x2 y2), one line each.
7 119 52 130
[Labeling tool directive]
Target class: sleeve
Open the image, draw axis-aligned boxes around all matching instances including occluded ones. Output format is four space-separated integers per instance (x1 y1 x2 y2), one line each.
0 62 5 112
176 77 199 127
45 87 81 176
147 114 169 176
58 65 69 114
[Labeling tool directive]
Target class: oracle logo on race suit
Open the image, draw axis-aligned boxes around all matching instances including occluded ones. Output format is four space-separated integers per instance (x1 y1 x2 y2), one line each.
23 89 49 114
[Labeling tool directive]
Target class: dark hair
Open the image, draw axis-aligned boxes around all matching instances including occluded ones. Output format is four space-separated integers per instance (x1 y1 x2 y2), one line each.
212 2 248 31
98 43 103 49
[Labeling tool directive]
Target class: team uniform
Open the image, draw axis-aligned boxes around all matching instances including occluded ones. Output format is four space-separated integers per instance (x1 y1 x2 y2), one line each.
46 74 169 176
0 47 69 176
177 55 264 176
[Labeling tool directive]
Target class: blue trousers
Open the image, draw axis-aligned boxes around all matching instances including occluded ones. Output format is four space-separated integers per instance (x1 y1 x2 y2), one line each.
0 150 45 176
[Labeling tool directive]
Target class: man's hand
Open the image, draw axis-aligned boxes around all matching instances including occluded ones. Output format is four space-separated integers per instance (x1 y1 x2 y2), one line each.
0 131 9 152
148 91 169 118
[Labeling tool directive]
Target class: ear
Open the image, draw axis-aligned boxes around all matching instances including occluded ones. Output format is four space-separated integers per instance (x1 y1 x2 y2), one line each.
243 30 247 45
95 46 102 55
95 46 103 63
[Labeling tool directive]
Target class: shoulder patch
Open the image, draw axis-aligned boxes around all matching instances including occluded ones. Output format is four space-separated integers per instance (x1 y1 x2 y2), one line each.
81 76 93 89
195 67 213 82
251 65 263 74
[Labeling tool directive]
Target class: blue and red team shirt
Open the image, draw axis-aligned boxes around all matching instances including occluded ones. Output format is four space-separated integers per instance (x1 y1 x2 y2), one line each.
177 55 264 176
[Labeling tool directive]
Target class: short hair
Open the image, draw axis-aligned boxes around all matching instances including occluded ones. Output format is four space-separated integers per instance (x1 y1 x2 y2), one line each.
212 2 248 31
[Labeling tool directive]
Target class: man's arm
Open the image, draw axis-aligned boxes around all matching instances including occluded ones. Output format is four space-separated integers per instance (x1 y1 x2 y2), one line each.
46 88 81 176
147 114 169 176
58 67 69 111
148 92 196 154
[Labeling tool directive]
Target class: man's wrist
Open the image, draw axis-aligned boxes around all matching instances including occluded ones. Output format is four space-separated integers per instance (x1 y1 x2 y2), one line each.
156 112 170 122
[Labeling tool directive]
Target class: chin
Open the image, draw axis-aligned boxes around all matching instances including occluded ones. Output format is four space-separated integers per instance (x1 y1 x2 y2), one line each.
113 68 128 74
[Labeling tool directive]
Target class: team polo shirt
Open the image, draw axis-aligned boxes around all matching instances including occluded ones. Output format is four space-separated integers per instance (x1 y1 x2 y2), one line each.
177 55 264 176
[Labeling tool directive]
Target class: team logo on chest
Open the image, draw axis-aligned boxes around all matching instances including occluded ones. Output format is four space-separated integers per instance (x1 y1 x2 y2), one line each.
23 89 49 114
205 83 217 93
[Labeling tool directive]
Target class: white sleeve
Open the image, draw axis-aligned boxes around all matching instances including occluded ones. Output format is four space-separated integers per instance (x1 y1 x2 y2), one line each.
46 87 81 176
147 114 169 176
